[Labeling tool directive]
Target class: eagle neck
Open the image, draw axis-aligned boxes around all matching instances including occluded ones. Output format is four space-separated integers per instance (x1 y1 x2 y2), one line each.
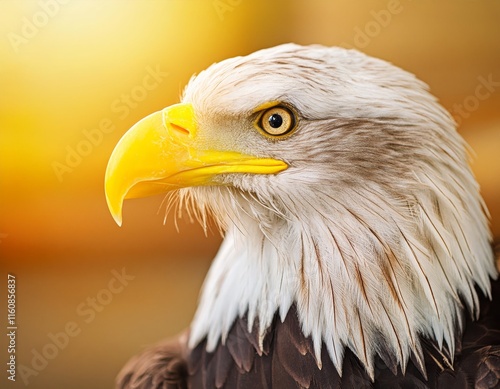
187 186 495 377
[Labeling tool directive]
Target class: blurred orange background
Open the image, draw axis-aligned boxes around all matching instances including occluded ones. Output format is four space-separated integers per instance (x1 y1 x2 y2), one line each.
0 1 499 388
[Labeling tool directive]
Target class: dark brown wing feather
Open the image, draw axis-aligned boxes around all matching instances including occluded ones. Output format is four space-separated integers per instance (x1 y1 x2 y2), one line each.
116 331 189 389
117 245 500 389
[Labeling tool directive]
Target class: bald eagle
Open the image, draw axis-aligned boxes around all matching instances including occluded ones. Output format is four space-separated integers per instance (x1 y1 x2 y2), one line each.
105 44 500 388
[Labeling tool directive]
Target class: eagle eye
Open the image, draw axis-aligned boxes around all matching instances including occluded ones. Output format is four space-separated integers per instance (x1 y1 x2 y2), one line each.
257 106 296 137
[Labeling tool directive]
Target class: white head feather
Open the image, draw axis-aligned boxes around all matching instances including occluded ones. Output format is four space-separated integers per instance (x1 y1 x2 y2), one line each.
173 44 496 377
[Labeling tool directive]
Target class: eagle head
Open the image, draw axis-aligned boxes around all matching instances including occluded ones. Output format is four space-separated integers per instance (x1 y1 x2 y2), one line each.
105 44 497 377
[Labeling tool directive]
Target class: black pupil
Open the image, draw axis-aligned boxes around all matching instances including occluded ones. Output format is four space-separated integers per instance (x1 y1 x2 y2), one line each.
268 114 283 128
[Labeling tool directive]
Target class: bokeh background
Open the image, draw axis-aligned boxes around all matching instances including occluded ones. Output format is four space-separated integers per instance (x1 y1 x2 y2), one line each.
1 1 499 388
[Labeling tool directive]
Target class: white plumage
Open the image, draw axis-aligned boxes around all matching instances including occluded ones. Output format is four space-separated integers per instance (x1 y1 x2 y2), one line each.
107 44 499 388
177 44 496 377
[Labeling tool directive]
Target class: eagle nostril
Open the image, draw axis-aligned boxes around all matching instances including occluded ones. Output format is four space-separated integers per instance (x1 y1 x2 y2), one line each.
162 103 197 139
168 122 190 136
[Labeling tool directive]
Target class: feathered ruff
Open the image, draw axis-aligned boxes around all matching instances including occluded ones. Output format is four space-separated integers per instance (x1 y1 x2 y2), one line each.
185 174 495 378
116 277 500 388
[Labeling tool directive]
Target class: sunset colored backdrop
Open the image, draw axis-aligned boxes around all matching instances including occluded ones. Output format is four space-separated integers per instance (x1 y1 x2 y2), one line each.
1 1 499 388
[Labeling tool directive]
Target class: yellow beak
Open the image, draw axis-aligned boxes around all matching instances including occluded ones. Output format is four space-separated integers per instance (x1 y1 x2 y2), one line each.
104 103 288 226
